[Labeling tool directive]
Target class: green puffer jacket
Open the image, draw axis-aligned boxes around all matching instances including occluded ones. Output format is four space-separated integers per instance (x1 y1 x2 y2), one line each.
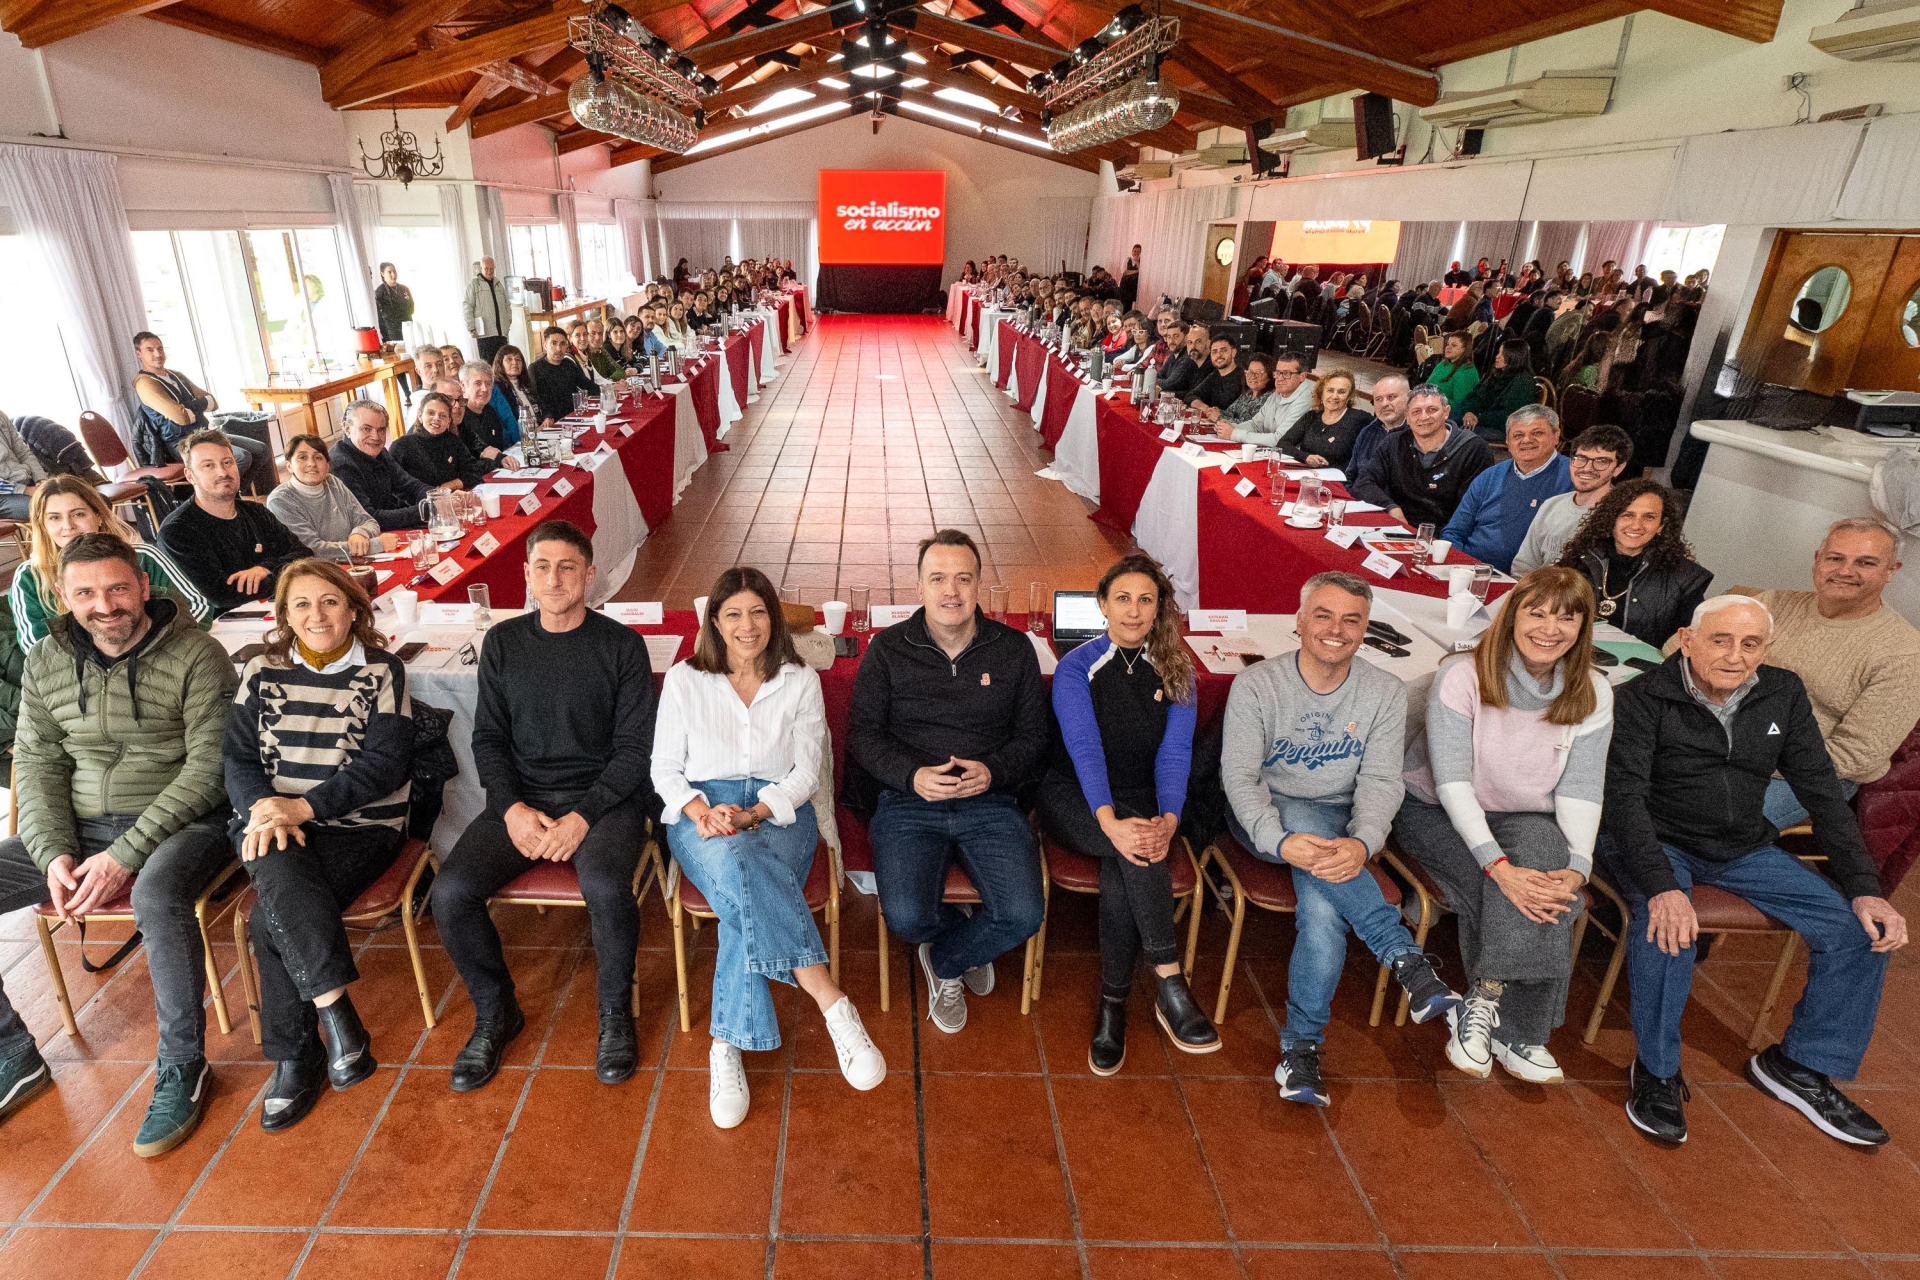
0 593 23 757
16 598 236 873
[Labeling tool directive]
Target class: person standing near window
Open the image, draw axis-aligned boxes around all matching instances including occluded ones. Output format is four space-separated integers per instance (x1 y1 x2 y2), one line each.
374 263 413 345
464 257 512 365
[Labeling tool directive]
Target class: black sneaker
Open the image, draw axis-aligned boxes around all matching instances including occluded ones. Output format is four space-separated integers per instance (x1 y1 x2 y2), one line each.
1089 994 1127 1077
0 1044 52 1124
1625 1058 1689 1144
1275 1043 1329 1107
595 1006 638 1085
134 1058 212 1157
450 1004 526 1093
1747 1044 1889 1147
1390 951 1461 1025
261 1041 328 1134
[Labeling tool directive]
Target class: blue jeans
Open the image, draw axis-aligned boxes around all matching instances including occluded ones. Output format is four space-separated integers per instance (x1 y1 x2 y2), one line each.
1231 798 1419 1048
1603 840 1886 1080
871 790 1045 980
1762 777 1856 831
666 780 825 1052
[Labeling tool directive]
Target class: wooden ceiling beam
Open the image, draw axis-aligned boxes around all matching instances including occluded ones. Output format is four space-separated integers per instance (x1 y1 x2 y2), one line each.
328 10 571 107
1418 1 1635 66
888 94 1104 172
1638 0 1783 42
10 0 183 48
607 140 665 168
650 104 855 171
1166 44 1278 124
445 76 504 130
684 10 837 68
146 5 329 62
556 126 615 154
706 50 836 113
319 0 471 100
910 11 1059 74
469 89 572 137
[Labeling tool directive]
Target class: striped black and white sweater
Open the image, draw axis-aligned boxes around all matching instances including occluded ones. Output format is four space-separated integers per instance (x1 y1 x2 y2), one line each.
224 643 412 832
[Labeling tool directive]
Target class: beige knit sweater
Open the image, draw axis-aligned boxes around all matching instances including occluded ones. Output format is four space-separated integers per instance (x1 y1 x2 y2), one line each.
1740 588 1920 784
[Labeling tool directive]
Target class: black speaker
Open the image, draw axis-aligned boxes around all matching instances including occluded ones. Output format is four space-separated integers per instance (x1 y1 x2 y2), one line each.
1353 92 1395 160
1460 127 1485 156
1180 296 1224 324
1268 319 1320 369
1246 295 1279 321
1209 318 1257 363
1244 118 1278 178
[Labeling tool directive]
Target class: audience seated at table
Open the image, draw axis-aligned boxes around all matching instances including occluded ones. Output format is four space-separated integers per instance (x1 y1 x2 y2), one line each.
1396 568 1612 1083
457 362 523 466
1412 331 1479 409
10 475 209 646
266 435 394 564
224 558 413 1132
1276 366 1369 469
330 401 430 534
1185 337 1246 416
1440 406 1574 573
1221 571 1460 1106
1036 554 1218 1074
1458 340 1542 446
488 345 542 433
160 429 312 617
651 566 885 1128
0 532 236 1156
404 344 447 416
1555 478 1712 650
1157 323 1207 397
849 529 1047 1037
432 520 657 1093
390 392 488 493
1604 594 1907 1147
584 319 631 382
1344 375 1409 484
1717 517 1920 830
530 327 596 424
1350 385 1495 532
132 331 276 496
1210 353 1274 426
1510 425 1632 576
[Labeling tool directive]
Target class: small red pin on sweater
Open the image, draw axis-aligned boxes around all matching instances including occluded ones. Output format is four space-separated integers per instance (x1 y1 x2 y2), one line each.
980 672 991 686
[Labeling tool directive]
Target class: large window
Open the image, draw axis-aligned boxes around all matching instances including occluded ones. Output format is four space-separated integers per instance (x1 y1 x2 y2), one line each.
373 224 465 347
509 222 572 292
0 235 88 426
578 221 634 304
1642 224 1725 280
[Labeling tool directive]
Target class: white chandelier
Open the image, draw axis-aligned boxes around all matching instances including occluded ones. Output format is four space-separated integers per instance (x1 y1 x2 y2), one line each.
1029 5 1181 153
566 3 716 153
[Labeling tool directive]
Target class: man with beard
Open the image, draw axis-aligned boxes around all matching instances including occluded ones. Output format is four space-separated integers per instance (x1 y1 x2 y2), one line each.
158 429 310 616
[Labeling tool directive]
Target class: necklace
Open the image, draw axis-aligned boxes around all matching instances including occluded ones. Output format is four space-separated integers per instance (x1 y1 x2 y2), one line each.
1117 643 1145 675
1597 559 1632 619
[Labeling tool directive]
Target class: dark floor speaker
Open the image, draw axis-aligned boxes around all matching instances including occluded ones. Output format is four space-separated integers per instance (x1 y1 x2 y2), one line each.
1353 93 1395 160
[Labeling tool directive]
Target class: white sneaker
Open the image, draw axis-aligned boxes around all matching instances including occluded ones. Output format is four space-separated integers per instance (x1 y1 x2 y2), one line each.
823 997 886 1091
708 1040 749 1129
918 943 968 1033
1445 988 1499 1079
1493 1039 1564 1084
962 960 995 997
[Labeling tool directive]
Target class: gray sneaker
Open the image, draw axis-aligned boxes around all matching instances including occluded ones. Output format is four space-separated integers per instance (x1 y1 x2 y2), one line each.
962 960 995 997
918 943 968 1034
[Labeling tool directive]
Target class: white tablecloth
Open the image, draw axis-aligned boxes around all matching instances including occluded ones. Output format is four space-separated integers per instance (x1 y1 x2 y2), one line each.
947 281 971 328
976 306 1013 370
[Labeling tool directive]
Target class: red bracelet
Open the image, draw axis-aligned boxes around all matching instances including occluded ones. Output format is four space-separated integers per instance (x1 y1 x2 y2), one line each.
1484 856 1508 876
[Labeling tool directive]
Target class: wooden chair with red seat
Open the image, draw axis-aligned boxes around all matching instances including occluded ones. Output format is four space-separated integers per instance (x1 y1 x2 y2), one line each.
1022 833 1205 1006
1201 826 1425 1027
230 837 440 1043
75 411 180 529
486 839 660 1018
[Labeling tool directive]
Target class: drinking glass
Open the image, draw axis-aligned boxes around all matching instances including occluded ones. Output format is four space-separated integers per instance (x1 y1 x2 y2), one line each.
1470 562 1494 604
849 583 871 633
1028 581 1051 635
988 584 1011 620
410 532 436 571
780 586 801 607
1327 497 1347 528
1413 522 1436 569
468 584 492 631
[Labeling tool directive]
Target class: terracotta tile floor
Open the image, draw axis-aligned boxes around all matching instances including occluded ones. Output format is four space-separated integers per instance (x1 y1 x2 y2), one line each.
5 316 1920 1279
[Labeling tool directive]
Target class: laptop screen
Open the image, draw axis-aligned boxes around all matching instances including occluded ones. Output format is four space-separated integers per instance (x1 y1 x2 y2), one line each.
1053 590 1105 637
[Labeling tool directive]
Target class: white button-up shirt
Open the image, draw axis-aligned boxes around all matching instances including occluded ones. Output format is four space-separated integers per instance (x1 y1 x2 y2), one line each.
650 660 825 826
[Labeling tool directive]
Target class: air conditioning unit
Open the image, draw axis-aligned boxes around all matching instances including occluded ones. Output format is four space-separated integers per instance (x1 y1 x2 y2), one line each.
1171 131 1249 170
1417 69 1614 129
1117 160 1172 181
1810 0 1920 61
1256 122 1351 154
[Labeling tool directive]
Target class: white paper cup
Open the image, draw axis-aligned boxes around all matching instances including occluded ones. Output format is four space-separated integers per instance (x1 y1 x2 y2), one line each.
1429 538 1452 563
1449 565 1474 595
390 589 419 629
822 600 849 634
480 491 501 519
1447 592 1476 630
1240 442 1256 462
693 595 709 626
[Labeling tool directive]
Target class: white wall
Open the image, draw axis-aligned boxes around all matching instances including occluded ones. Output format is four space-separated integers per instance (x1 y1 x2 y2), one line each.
651 112 1099 285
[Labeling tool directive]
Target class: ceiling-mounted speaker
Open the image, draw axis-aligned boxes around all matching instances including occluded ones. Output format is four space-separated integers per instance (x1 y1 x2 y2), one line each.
1352 91 1395 159
1460 126 1484 156
1244 117 1278 176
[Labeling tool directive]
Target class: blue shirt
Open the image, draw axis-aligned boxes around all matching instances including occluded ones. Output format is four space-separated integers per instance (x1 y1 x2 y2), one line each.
1052 634 1196 819
1441 453 1573 573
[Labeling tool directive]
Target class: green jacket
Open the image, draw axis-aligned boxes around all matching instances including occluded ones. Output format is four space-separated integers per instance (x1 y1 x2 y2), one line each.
0 593 22 757
16 598 236 873
587 346 629 381
1460 370 1542 440
1428 357 1480 410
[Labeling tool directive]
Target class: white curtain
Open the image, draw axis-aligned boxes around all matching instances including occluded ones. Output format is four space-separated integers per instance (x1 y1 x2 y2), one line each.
558 191 583 297
1584 220 1647 272
1086 183 1239 307
1531 221 1583 274
1460 220 1524 270
1660 119 1866 226
476 184 512 274
1387 220 1459 287
1836 111 1920 223
437 184 475 297
654 200 814 282
0 145 149 445
1037 195 1092 276
328 174 378 330
618 197 655 285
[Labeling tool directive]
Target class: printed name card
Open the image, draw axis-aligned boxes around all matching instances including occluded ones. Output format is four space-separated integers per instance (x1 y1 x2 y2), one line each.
602 601 664 625
1361 549 1402 579
1234 477 1259 498
517 494 542 517
1187 608 1248 633
552 477 575 497
427 558 463 585
419 602 472 625
868 603 918 628
471 532 501 558
1179 442 1207 459
1218 460 1236 474
1157 426 1180 442
1325 526 1363 549
620 424 636 437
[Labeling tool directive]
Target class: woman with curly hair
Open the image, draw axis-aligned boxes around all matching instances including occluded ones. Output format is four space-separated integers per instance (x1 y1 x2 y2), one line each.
224 558 412 1132
1036 554 1218 1074
1555 478 1713 648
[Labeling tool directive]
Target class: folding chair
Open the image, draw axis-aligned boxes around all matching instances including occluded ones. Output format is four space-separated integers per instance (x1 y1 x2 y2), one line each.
1022 834 1204 1005
1200 827 1416 1026
230 837 440 1042
76 411 180 530
486 831 660 1018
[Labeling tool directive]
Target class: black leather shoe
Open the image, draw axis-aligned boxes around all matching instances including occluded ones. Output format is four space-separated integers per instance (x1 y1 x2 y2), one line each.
1747 1044 1889 1146
1152 972 1221 1055
450 1004 525 1093
261 1042 328 1133
1089 994 1127 1076
316 994 377 1091
596 1005 638 1085
1625 1058 1690 1144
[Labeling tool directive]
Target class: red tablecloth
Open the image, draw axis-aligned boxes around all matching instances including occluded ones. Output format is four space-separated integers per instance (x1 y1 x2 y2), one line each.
727 329 751 412
1012 332 1047 413
686 355 725 455
788 288 811 333
996 318 1018 390
967 296 983 350
777 299 792 353
746 318 764 386
1039 355 1082 451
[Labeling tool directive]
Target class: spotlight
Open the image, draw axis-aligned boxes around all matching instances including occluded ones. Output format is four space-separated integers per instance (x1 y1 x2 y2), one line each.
1073 38 1101 63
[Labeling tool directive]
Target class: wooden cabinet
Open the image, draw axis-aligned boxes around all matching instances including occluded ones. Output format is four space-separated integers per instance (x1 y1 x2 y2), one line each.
1739 231 1920 396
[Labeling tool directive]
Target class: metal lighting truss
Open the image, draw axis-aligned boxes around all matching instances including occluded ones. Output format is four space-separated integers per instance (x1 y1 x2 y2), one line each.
1034 14 1180 153
566 6 713 153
